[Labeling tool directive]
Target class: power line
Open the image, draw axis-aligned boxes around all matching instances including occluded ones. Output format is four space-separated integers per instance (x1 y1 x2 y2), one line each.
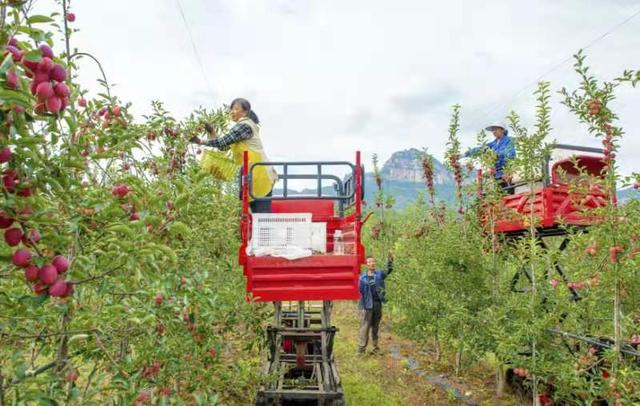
175 0 214 96
464 6 640 131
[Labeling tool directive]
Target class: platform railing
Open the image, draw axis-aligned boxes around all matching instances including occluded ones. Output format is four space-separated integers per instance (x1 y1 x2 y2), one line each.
246 159 364 217
481 144 606 192
240 151 365 263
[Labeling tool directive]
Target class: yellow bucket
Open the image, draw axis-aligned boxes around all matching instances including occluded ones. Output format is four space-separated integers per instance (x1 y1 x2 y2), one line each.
200 150 239 181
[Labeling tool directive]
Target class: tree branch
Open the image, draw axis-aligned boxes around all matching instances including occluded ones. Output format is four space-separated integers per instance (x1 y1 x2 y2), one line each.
8 350 84 386
73 263 126 285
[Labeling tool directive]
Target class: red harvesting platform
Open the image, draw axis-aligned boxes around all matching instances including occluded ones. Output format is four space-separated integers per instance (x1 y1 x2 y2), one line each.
486 150 611 234
239 153 365 302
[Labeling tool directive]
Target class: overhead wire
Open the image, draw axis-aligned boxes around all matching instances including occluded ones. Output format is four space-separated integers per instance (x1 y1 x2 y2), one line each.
175 0 215 96
463 6 640 132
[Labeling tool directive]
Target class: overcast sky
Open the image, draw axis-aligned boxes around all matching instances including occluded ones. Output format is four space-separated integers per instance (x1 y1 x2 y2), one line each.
35 0 640 175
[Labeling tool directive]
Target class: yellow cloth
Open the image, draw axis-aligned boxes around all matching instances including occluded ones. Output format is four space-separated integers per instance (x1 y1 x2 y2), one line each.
230 142 274 199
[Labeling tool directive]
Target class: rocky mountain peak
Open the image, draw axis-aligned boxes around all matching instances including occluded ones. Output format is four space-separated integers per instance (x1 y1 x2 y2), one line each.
380 148 453 185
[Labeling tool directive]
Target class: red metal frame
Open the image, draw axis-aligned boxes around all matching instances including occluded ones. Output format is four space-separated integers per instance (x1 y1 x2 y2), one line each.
488 155 609 234
239 152 365 302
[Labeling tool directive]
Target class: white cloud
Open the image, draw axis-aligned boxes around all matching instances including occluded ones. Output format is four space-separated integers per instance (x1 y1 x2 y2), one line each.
34 0 640 175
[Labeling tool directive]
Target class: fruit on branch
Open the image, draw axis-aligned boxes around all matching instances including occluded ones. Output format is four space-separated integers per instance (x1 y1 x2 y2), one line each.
38 264 58 285
12 249 32 268
24 265 39 282
52 255 69 273
112 184 131 198
5 227 23 246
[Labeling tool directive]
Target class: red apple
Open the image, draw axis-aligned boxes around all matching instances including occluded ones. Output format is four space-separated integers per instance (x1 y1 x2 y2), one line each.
4 227 23 246
6 70 18 89
50 64 66 82
48 279 68 297
35 82 55 101
38 264 58 285
37 57 54 73
52 255 69 273
12 249 31 267
0 211 13 228
24 265 39 282
39 44 54 59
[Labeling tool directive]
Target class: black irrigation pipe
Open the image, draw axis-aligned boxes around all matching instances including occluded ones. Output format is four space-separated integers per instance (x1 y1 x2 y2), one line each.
548 329 640 358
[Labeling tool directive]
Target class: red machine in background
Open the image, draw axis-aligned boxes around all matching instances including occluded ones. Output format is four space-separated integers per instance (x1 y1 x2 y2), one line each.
241 152 365 406
483 144 610 236
479 144 611 297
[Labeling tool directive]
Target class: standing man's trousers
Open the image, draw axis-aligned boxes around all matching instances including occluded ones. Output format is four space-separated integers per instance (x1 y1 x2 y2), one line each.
358 301 382 352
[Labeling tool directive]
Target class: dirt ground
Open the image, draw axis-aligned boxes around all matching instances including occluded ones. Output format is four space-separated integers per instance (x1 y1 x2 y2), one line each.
332 302 525 406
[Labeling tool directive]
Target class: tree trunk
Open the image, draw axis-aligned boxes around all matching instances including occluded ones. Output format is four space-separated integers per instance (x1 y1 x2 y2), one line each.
495 364 506 397
55 310 72 374
454 348 463 376
0 368 5 406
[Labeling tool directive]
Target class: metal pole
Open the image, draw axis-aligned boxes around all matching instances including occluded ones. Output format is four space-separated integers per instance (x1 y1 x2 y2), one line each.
321 301 332 328
297 301 305 328
317 164 322 197
283 164 288 198
274 302 282 327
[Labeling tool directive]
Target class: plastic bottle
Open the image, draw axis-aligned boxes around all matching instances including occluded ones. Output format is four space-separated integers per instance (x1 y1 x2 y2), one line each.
333 230 344 255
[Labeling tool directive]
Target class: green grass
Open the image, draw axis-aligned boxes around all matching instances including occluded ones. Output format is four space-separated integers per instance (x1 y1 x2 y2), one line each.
341 372 400 406
332 304 406 405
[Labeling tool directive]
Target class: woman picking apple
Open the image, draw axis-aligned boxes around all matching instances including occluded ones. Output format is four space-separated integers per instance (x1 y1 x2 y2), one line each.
190 98 278 213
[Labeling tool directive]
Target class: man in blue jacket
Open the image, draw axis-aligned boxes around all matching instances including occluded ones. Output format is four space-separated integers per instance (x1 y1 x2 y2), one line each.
465 122 516 194
358 253 394 354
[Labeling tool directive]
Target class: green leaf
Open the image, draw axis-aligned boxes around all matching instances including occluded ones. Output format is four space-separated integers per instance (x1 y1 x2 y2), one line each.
64 159 87 170
0 54 13 75
152 244 177 266
0 88 32 108
14 135 44 146
141 314 156 325
175 193 189 208
144 215 162 227
22 49 43 62
27 15 54 24
68 334 89 344
106 224 135 239
15 362 28 379
69 387 81 400
169 221 190 237
34 396 58 406
17 26 47 43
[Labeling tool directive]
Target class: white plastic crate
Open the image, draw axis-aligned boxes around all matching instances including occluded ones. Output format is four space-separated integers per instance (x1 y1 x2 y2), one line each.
251 213 313 250
311 222 327 253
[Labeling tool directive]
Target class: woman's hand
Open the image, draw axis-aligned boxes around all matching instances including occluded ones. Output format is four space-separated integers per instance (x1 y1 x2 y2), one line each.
204 123 216 136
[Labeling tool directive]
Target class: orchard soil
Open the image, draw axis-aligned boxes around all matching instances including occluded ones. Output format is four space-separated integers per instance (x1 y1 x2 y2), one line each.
332 302 523 406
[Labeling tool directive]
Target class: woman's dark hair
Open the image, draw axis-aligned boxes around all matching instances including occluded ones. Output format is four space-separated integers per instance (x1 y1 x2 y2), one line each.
230 98 259 124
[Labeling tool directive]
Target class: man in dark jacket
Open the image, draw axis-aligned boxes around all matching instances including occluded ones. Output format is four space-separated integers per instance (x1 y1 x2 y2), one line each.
357 253 393 354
